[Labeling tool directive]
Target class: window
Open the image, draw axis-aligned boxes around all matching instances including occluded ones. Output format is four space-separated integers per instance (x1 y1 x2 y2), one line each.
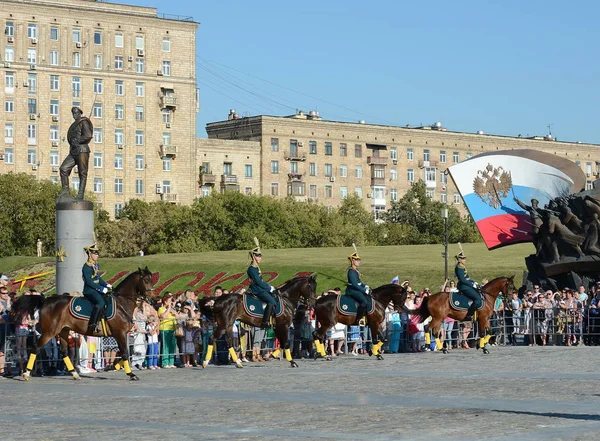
423 149 430 162
114 178 123 194
27 124 36 145
390 148 397 161
390 189 398 202
5 72 15 92
4 148 13 164
453 152 459 163
94 54 102 69
374 167 385 179
50 50 59 66
71 176 80 192
425 167 436 182
50 126 59 141
162 157 171 172
288 161 298 174
28 48 37 64
28 98 37 114
135 179 143 195
340 143 347 156
93 78 103 94
5 22 14 37
289 139 298 157
72 52 80 67
324 164 333 177
93 152 103 168
440 172 447 184
325 185 332 198
72 28 81 43
587 180 594 190
426 189 434 199
135 130 144 146
440 151 446 163
135 155 144 170
390 168 397 181
162 61 171 76
309 140 317 154
354 144 362 158
407 148 414 161
340 186 348 199
114 129 123 145
115 80 124 96
115 203 124 217
94 30 102 45
135 58 144 74
4 100 13 112
94 178 103 193
325 142 332 156
114 154 123 169
5 123 14 144
162 132 171 146
50 75 59 91
4 47 14 62
27 149 37 165
271 183 279 196
271 161 279 173
309 185 317 199
441 192 447 203
135 35 144 50
114 56 123 70
245 164 253 178
161 109 171 124
271 138 279 152
72 77 81 98
115 33 123 48
49 100 59 115
354 166 363 178
27 73 37 93
407 169 414 182
50 26 59 41
453 193 461 204
309 163 316 176
49 176 58 185
136 106 145 122
135 82 144 97
115 104 124 120
93 103 102 118
340 165 347 178
162 37 171 52
466 152 473 159
28 24 37 39
93 128 103 143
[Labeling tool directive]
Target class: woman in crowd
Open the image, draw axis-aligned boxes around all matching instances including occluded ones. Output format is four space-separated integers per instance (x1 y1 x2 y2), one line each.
158 292 178 368
131 305 147 370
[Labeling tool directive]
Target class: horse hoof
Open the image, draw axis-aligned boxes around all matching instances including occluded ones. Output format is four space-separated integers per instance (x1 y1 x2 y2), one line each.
326 356 332 361
483 348 490 355
442 349 448 354
129 374 139 381
72 372 81 380
290 361 298 368
367 350 373 357
376 354 384 361
202 361 208 369
22 372 30 382
235 361 244 369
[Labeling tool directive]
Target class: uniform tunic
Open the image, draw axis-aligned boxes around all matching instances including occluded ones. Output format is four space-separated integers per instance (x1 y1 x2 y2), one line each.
455 262 482 308
82 262 109 309
345 267 368 307
247 264 276 306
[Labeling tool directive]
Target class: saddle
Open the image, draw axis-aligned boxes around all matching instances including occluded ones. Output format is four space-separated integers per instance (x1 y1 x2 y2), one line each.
336 295 375 316
242 291 283 318
449 291 484 312
69 295 116 321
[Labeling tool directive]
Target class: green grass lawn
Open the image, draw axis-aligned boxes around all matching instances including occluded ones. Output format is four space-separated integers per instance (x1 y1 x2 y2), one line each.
0 242 534 296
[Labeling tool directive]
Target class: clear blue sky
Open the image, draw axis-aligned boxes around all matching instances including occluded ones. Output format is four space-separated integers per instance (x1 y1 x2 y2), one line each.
126 0 599 144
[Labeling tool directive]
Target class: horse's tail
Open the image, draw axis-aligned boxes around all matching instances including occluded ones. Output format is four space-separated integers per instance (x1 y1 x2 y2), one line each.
411 297 430 323
197 296 215 321
10 294 46 322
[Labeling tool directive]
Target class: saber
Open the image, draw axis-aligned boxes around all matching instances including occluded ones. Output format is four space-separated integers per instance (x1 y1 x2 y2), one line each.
510 228 532 236
316 272 346 284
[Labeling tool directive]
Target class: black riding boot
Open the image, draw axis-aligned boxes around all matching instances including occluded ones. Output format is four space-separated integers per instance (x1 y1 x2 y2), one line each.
355 305 366 326
88 305 102 333
261 304 274 329
464 303 477 322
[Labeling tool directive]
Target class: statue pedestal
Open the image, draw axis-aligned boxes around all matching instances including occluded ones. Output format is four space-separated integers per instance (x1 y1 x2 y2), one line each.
56 199 94 295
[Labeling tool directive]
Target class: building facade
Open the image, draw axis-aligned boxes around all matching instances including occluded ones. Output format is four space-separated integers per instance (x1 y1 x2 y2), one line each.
206 111 600 216
0 0 199 216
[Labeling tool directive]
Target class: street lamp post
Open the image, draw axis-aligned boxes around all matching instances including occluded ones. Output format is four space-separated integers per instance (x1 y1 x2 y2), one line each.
441 207 449 281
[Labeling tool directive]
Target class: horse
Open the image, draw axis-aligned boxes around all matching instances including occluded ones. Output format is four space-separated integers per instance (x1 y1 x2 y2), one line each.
312 283 408 361
411 276 515 354
10 267 155 381
198 275 317 368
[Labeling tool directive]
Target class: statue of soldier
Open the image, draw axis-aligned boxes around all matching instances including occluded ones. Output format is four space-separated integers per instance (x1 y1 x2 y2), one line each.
59 107 93 200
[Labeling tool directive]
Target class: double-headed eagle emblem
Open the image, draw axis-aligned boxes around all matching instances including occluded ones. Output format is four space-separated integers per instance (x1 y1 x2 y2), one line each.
473 163 513 209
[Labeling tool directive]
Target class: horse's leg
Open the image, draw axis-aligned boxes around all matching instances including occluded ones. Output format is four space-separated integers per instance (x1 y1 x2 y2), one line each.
274 322 297 368
202 325 224 368
369 320 384 360
428 318 443 352
478 313 492 354
113 330 138 380
225 326 243 369
58 329 81 380
311 307 331 359
22 331 56 381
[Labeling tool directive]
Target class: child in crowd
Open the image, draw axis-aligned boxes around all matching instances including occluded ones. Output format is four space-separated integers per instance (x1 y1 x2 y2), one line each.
181 319 200 367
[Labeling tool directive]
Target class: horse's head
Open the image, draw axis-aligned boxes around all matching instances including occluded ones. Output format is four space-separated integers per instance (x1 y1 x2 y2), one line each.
279 274 318 308
483 276 515 299
115 266 154 302
373 282 409 311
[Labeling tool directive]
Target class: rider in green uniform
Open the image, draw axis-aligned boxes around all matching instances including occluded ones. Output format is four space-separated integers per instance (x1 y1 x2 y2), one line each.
345 251 370 325
455 250 481 321
82 243 111 332
247 244 276 329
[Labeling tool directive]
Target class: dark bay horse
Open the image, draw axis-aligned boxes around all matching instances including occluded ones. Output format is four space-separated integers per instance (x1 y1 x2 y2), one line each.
198 275 317 368
11 267 154 381
411 276 514 354
313 283 408 360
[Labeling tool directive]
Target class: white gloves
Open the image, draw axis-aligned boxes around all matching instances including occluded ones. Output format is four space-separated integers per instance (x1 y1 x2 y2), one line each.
472 281 479 288
102 287 108 294
365 286 371 295
106 284 112 289
269 286 276 293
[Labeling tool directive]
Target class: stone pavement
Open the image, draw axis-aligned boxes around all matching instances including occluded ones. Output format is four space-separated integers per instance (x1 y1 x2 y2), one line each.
1 346 600 441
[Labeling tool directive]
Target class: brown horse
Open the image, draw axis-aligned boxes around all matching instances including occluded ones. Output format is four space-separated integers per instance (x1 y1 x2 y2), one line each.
11 267 155 381
312 283 408 360
411 276 515 354
198 275 317 368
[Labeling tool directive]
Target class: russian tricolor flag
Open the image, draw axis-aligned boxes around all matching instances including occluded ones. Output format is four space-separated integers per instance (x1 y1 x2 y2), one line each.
448 150 586 249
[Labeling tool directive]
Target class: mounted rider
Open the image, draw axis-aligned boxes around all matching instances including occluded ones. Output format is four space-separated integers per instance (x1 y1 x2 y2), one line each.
247 238 276 329
345 244 370 325
455 244 482 321
82 243 111 332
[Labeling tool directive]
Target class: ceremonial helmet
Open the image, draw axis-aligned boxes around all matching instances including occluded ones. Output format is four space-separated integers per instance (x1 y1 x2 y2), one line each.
455 242 466 261
249 237 262 260
84 242 100 255
348 243 361 262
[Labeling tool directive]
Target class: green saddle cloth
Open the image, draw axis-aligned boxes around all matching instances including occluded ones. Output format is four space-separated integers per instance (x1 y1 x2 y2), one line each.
449 291 484 311
243 294 283 318
69 296 116 321
336 295 375 316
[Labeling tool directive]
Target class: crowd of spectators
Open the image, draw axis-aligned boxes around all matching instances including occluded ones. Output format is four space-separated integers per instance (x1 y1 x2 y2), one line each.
1 275 600 377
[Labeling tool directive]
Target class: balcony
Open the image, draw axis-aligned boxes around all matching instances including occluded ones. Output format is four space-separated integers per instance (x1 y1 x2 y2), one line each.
221 174 240 193
367 156 388 166
159 95 177 108
287 172 305 182
161 193 178 203
199 172 216 186
284 150 307 161
371 176 386 186
418 159 439 168
160 145 177 158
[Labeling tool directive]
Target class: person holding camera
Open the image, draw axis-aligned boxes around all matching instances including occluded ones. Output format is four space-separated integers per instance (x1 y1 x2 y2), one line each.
82 243 111 333
157 292 178 368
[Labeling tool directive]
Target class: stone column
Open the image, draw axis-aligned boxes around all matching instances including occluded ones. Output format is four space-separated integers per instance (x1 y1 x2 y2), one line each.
56 200 94 295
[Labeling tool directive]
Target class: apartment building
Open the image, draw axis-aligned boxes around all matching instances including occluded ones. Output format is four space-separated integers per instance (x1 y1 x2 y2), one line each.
206 110 600 216
0 0 199 216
